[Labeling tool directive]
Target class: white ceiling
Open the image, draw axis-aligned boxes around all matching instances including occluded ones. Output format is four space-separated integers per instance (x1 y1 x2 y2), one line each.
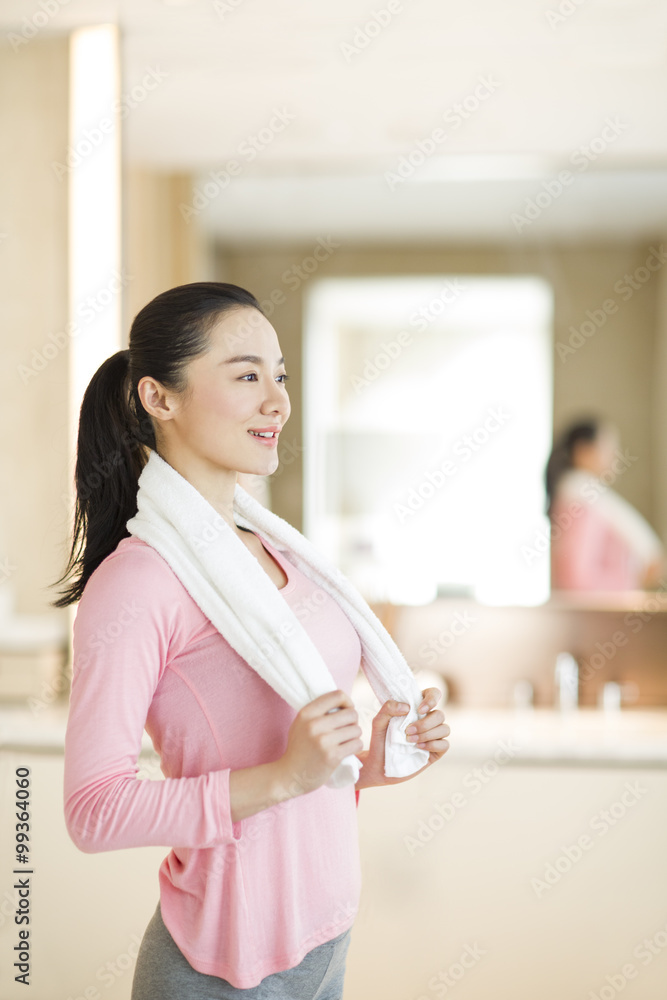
3 0 667 242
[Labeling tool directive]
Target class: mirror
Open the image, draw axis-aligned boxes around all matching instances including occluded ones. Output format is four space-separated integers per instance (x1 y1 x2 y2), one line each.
302 274 554 606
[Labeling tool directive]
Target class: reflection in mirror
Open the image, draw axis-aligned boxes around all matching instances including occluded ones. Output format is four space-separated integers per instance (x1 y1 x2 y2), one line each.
546 415 666 596
303 274 553 606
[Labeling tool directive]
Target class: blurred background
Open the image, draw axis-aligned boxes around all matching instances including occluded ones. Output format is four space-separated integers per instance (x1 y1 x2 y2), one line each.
1 1 667 998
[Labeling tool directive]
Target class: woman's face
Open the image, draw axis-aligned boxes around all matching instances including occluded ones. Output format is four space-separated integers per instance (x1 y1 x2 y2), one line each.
147 306 291 478
573 424 620 478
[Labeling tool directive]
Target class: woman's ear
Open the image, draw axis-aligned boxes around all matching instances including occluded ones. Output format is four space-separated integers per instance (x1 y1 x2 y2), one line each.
138 376 177 424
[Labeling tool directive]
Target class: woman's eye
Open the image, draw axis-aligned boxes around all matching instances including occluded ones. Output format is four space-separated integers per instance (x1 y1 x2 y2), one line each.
239 373 290 383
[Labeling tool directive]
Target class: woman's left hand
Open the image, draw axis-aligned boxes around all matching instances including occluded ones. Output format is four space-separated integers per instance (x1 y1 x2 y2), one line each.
355 687 450 790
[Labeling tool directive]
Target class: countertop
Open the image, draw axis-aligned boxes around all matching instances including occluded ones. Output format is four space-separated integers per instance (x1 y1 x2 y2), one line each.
3 700 667 766
436 706 667 767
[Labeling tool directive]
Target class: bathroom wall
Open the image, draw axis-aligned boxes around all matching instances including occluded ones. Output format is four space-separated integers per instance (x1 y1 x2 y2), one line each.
382 595 667 708
122 168 213 331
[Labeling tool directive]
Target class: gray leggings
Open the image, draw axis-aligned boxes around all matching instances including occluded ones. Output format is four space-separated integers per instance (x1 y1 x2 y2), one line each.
131 901 352 1000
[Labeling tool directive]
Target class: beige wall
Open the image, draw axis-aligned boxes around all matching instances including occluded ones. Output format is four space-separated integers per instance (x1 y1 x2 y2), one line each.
654 265 667 543
0 38 70 616
214 242 664 537
122 169 212 338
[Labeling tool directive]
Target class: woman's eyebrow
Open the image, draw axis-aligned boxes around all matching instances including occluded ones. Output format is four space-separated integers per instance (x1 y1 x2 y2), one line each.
222 354 285 365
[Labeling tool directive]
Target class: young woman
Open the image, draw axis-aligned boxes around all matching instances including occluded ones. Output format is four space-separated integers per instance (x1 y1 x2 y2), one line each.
53 282 449 999
545 416 664 591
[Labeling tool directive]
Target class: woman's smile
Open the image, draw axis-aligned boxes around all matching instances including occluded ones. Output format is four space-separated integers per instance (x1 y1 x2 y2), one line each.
248 426 280 447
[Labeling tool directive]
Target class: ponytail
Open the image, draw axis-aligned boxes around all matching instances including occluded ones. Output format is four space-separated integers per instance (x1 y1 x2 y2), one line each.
50 350 153 607
50 281 263 607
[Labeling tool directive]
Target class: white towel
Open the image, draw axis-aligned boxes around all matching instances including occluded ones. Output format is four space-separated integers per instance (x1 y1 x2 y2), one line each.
126 448 431 789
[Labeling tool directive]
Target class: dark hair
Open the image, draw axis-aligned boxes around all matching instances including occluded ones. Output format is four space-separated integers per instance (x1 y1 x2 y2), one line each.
544 416 609 517
50 282 263 607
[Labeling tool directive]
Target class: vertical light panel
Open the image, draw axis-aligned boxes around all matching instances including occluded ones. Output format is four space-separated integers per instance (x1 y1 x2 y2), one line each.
68 24 122 447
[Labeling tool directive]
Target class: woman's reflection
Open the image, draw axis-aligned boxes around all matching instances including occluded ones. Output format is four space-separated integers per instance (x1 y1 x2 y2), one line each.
545 417 665 591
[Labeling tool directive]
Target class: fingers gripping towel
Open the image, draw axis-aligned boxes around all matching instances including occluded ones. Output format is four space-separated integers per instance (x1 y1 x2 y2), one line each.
126 449 430 789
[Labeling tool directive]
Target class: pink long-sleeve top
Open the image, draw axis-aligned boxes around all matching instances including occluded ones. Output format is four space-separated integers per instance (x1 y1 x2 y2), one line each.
550 497 637 590
549 470 664 591
64 532 364 988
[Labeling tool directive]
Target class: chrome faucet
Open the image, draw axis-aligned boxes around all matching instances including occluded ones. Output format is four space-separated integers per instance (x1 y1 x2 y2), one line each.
555 652 579 711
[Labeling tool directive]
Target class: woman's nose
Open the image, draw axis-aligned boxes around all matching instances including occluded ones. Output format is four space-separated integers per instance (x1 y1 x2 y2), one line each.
262 377 290 414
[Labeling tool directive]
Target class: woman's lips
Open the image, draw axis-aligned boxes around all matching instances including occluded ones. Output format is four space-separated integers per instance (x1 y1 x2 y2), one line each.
248 430 279 447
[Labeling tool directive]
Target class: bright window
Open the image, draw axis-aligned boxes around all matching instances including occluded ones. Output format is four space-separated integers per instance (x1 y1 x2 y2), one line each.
303 275 553 606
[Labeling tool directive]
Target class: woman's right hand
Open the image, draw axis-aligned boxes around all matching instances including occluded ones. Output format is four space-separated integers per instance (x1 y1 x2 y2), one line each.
641 556 665 589
276 690 363 798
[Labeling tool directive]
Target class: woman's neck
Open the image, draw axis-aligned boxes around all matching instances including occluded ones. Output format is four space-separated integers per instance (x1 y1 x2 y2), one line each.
155 446 243 537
